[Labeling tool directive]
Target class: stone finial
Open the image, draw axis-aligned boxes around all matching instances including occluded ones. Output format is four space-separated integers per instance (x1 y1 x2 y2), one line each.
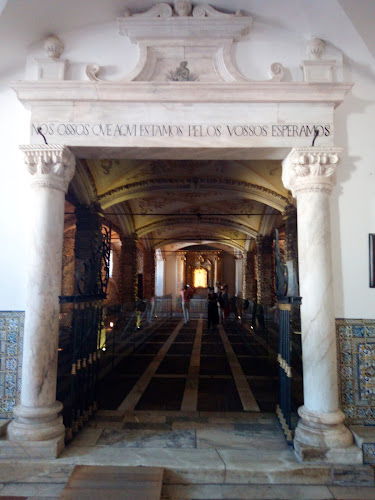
307 38 326 60
44 35 64 59
174 0 192 16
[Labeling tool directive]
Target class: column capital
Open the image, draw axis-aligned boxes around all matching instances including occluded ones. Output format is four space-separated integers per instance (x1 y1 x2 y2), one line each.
178 251 187 261
282 146 342 197
21 144 75 193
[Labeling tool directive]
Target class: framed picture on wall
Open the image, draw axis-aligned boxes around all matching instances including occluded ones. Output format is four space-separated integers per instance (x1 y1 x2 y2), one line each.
369 234 375 287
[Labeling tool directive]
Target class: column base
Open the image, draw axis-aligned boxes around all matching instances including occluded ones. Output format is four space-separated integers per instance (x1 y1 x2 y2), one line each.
294 405 359 463
7 401 65 444
0 435 65 459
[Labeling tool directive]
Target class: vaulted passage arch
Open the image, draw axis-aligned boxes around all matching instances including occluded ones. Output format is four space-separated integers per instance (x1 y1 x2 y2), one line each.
7 0 355 465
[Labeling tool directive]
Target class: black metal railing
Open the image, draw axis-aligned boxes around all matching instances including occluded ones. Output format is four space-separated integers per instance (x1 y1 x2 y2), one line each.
97 295 173 378
57 298 104 440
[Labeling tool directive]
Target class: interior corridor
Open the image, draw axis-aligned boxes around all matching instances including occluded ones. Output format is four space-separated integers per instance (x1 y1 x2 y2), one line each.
97 317 279 414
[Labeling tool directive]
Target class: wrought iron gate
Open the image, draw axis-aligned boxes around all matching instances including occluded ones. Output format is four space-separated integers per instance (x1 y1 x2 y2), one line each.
275 229 301 444
57 222 111 440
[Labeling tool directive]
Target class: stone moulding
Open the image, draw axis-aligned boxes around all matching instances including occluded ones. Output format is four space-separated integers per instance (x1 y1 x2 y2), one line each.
83 1 285 83
12 81 353 107
122 2 243 19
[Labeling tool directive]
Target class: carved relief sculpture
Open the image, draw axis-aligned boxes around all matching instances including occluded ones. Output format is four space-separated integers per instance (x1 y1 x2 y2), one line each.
87 1 285 83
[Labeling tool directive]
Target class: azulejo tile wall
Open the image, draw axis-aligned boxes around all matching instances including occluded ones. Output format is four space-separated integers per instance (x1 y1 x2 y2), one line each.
0 311 24 419
336 319 375 425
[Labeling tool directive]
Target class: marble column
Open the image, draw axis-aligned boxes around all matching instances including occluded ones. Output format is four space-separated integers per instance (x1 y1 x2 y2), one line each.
256 235 275 306
213 255 219 287
155 256 166 297
235 251 244 296
177 251 186 292
282 147 353 461
7 145 75 456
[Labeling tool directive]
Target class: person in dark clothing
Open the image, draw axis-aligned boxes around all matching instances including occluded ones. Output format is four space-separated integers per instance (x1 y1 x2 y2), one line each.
221 284 231 322
207 286 219 330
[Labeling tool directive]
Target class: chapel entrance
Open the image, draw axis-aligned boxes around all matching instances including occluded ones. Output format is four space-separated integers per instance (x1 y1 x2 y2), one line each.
56 151 303 440
8 1 354 460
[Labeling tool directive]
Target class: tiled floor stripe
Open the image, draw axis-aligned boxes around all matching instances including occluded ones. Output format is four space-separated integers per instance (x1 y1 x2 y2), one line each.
218 324 260 412
181 317 203 411
118 320 184 411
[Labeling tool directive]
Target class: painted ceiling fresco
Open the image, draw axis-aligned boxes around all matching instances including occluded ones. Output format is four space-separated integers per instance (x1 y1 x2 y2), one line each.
73 159 290 253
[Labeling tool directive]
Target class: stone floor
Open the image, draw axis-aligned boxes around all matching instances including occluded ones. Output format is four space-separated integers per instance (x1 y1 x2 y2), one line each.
1 318 374 499
1 411 374 499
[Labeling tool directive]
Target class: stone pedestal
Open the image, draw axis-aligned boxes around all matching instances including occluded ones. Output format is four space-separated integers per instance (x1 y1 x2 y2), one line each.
282 147 354 462
7 145 75 457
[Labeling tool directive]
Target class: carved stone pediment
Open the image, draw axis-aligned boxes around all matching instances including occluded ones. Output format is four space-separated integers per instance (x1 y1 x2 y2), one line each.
87 1 285 83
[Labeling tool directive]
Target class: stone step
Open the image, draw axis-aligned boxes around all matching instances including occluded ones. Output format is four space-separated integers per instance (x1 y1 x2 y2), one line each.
161 483 375 500
59 465 164 500
0 449 373 498
0 451 373 489
351 425 375 466
94 409 279 424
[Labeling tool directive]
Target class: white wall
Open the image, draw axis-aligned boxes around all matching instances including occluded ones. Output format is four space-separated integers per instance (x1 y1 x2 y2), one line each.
0 76 30 310
332 64 375 318
1 8 375 318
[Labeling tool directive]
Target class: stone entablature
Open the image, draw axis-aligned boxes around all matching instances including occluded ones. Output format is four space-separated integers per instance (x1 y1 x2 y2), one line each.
14 2 351 151
14 81 351 151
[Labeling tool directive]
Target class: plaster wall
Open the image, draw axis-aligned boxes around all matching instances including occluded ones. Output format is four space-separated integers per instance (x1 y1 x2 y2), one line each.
0 15 374 319
330 48 375 318
0 77 30 310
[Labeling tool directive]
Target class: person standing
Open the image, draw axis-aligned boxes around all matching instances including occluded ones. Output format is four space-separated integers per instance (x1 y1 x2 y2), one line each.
181 284 195 324
207 287 219 331
218 285 225 324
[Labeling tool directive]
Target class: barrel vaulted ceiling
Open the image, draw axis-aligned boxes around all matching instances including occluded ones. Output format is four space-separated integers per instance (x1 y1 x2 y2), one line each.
70 158 289 253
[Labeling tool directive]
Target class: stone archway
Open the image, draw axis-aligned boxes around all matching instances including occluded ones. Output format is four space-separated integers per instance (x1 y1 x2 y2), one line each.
7 1 357 462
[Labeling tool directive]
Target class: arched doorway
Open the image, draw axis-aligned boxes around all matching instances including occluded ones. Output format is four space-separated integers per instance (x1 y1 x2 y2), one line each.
8 1 354 462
